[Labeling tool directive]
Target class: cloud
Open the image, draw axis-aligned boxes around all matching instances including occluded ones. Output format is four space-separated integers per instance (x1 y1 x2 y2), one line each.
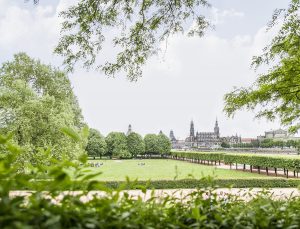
0 0 286 139
211 7 245 25
0 0 73 64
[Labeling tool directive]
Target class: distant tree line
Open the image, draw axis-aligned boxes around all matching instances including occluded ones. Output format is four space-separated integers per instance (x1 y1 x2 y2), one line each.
222 139 300 150
86 129 171 159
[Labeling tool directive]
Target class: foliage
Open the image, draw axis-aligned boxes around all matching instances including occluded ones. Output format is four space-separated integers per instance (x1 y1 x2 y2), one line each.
0 53 85 166
105 132 129 158
223 153 300 171
86 128 107 159
6 178 300 190
54 0 210 80
230 139 300 149
2 134 300 227
144 134 160 154
171 151 223 162
171 151 300 171
221 141 230 148
224 0 300 133
156 132 171 155
127 132 145 157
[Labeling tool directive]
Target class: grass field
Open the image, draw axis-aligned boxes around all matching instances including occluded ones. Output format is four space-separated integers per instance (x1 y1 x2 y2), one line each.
88 159 269 181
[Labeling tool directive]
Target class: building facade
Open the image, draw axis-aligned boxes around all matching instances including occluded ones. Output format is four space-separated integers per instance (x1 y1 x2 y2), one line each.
185 120 221 147
257 129 299 142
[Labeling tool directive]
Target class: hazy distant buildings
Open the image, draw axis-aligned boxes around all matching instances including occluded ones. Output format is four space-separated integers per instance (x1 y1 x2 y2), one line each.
169 119 242 149
257 129 300 142
185 120 221 147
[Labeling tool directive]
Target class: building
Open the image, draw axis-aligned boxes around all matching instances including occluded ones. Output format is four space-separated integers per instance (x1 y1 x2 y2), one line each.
222 134 242 145
169 130 185 149
185 119 221 147
241 138 256 144
257 129 300 142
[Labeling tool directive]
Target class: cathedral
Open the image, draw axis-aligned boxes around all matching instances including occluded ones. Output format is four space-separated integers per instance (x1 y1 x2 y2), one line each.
169 119 242 149
185 120 221 147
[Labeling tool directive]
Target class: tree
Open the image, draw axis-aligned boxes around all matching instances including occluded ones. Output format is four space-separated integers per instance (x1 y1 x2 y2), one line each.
54 0 210 81
144 134 159 154
86 128 107 159
0 53 85 164
156 133 171 155
105 132 129 158
224 1 300 133
127 132 145 157
221 142 230 148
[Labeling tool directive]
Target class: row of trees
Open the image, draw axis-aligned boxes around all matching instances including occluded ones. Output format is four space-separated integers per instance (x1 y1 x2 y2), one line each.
222 139 300 150
86 129 171 159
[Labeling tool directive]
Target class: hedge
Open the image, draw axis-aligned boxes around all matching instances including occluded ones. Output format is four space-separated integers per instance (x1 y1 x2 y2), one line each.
5 178 300 190
170 151 224 163
223 153 300 171
170 151 300 174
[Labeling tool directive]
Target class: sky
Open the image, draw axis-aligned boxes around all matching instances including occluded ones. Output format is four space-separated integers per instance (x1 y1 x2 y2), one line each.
0 0 293 139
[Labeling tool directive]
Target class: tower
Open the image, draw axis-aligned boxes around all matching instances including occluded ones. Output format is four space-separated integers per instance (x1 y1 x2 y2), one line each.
169 130 176 141
214 118 220 138
127 124 132 135
190 120 195 138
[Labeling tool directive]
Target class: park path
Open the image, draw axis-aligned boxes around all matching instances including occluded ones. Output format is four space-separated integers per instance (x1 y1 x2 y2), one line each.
9 188 300 202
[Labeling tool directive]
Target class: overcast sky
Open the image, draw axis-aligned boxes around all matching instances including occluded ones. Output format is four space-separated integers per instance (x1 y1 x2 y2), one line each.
0 0 293 139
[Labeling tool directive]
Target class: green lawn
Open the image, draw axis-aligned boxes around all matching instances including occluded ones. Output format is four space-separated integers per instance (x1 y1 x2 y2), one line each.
87 159 269 181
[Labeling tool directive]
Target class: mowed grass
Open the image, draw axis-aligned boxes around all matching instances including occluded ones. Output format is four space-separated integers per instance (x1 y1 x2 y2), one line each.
88 159 269 181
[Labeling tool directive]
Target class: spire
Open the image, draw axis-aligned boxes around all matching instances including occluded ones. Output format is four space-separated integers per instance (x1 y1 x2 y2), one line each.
126 124 132 135
214 118 220 138
159 130 163 135
190 120 195 137
169 130 176 141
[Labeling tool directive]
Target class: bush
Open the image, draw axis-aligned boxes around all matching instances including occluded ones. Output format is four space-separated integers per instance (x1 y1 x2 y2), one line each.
2 133 300 228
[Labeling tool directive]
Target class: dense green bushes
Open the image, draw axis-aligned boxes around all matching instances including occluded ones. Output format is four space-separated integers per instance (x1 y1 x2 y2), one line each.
2 133 300 228
7 178 300 190
171 151 224 162
223 153 300 171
